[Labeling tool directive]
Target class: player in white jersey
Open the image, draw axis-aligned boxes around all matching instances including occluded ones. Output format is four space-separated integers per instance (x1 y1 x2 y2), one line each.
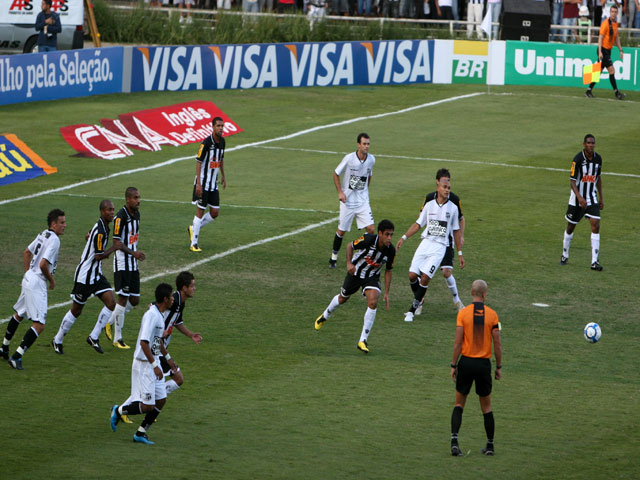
110 283 177 445
561 134 604 271
52 200 117 355
105 187 146 349
396 169 465 323
188 117 226 252
2 209 66 370
329 133 376 269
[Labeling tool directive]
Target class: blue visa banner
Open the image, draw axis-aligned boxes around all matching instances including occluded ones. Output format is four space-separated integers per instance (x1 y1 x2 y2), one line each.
0 47 123 105
0 134 57 186
129 40 434 92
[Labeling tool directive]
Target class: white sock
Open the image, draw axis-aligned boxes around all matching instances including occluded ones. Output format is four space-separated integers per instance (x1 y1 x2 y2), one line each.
89 306 113 340
165 379 180 395
125 300 135 314
112 304 126 342
591 233 600 263
191 215 202 246
330 252 339 261
54 311 77 344
323 294 341 319
359 307 377 342
200 211 215 227
445 275 460 304
563 231 573 258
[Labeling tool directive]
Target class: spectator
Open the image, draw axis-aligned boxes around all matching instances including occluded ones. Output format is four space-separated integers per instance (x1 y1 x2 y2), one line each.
628 0 638 28
332 0 350 14
308 0 328 28
383 0 400 17
436 0 455 19
179 0 194 23
217 0 232 10
243 0 260 15
35 0 61 52
359 0 373 14
578 5 593 42
551 0 564 41
562 0 581 42
487 0 501 38
467 0 485 38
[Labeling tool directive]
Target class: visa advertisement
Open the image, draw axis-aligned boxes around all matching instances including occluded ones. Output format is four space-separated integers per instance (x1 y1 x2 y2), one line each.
0 133 57 186
128 40 435 92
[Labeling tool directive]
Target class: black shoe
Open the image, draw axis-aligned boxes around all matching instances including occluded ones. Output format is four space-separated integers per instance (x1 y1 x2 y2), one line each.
451 441 463 456
51 339 64 355
560 256 568 265
481 442 495 456
591 261 603 271
0 345 8 360
86 336 104 354
585 89 594 98
8 355 24 370
329 259 337 269
615 90 626 100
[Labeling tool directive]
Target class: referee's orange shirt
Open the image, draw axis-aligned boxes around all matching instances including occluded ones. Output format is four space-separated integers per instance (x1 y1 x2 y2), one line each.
600 19 619 50
456 302 499 359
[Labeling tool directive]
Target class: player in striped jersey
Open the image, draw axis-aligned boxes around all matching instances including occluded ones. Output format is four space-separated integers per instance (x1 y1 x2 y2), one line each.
396 169 464 323
315 219 396 354
105 187 146 349
52 200 117 355
561 134 604 271
188 117 226 252
2 209 66 370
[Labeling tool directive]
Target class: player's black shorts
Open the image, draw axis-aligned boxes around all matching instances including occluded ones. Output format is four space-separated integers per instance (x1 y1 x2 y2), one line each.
440 247 454 269
600 48 613 69
70 275 112 304
114 270 141 297
565 203 600 224
456 355 492 397
192 187 220 209
341 274 381 298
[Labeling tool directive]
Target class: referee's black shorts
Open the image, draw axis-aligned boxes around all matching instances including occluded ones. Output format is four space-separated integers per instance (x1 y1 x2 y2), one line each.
456 355 492 397
600 48 613 69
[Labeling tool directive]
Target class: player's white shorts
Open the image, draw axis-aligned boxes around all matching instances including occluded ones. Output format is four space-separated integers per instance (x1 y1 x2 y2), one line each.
338 202 374 232
13 271 48 324
409 239 447 279
131 359 167 405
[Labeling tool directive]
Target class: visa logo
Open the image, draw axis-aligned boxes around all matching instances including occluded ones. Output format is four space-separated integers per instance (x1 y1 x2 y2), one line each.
210 45 279 89
360 40 431 84
138 47 203 91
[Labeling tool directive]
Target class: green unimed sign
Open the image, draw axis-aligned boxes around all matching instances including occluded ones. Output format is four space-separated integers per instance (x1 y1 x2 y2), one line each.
504 41 640 91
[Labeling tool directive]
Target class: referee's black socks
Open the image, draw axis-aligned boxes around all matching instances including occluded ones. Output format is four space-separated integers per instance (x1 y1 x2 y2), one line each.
451 406 463 436
483 411 495 440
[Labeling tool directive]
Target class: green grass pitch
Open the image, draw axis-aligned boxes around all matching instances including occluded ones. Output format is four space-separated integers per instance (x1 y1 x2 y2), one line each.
0 84 639 480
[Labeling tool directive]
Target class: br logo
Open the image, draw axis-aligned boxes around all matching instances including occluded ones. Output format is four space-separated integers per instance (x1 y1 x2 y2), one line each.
9 0 34 11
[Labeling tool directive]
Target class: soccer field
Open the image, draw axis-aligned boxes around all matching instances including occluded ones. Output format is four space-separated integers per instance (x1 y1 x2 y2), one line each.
1 84 639 480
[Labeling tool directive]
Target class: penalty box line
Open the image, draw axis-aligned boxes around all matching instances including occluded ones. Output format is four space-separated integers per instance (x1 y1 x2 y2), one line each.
0 216 338 324
0 92 484 207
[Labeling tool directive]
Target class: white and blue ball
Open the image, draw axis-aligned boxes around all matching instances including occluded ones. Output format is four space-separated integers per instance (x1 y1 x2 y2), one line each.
584 322 602 343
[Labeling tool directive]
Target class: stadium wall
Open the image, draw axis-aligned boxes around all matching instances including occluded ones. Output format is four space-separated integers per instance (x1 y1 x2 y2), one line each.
1 40 639 105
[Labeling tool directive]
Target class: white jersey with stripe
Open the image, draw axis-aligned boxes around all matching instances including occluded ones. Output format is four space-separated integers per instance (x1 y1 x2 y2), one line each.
113 206 140 272
162 291 185 349
416 197 460 246
334 151 375 208
569 150 602 207
134 304 165 362
26 229 61 281
74 218 109 285
195 134 226 192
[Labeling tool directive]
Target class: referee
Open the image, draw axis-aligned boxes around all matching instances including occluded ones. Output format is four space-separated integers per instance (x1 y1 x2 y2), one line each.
450 279 502 456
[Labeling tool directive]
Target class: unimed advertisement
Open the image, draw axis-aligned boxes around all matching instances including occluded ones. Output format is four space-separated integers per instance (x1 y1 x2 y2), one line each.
504 41 640 91
128 40 434 92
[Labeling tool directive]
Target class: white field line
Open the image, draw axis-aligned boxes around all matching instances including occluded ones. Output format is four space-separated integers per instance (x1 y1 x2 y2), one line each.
57 193 339 214
0 216 338 324
0 92 484 207
258 146 640 179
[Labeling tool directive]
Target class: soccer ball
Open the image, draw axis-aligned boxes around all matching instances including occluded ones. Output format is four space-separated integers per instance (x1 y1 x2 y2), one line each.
584 322 602 343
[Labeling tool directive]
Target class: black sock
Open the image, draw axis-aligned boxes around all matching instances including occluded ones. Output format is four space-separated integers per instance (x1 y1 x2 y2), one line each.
609 75 618 91
483 411 495 441
410 284 428 312
121 401 142 416
588 82 595 90
17 327 39 356
409 279 419 295
4 315 21 342
141 407 162 431
332 233 343 254
451 406 463 436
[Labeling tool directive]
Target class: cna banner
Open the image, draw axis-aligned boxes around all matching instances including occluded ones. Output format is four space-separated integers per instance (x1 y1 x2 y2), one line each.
0 134 57 186
60 101 243 160
504 41 640 91
0 47 123 105
0 0 84 25
128 40 434 92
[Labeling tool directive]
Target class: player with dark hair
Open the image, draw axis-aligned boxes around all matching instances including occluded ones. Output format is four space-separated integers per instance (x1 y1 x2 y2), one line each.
315 219 396 354
110 283 177 445
415 168 466 316
105 187 146 349
585 4 625 100
450 279 502 456
52 200 117 354
396 169 464 323
329 133 376 268
561 134 604 271
2 209 66 370
188 117 226 252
